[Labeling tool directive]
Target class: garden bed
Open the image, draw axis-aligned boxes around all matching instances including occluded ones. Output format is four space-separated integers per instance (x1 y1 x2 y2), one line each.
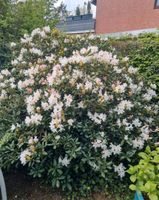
5 170 61 200
4 170 113 200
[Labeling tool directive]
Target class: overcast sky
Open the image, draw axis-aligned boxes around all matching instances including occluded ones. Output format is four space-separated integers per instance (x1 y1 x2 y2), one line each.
55 0 96 16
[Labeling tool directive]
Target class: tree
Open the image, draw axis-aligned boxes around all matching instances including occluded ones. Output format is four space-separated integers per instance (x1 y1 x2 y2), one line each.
0 0 59 66
76 6 81 16
12 0 58 35
57 2 68 20
0 0 13 66
87 1 92 14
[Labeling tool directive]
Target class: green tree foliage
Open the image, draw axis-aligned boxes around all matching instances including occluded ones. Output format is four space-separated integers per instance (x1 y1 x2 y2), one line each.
87 1 92 14
76 6 81 16
12 0 55 35
0 0 58 66
0 0 13 66
57 2 68 20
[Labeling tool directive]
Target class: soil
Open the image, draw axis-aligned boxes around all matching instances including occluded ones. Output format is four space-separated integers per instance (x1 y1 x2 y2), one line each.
3 171 113 200
4 171 61 200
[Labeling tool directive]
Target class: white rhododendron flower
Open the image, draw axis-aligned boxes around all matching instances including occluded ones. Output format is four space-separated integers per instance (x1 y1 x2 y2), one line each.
20 149 32 165
102 149 111 158
10 42 16 47
25 114 43 126
64 94 73 107
10 123 20 131
110 143 122 155
113 82 127 93
55 135 60 140
28 136 38 144
114 163 126 179
128 66 138 74
68 119 74 126
116 100 134 114
88 112 106 124
43 26 51 33
132 138 145 149
11 124 16 131
59 156 70 167
30 48 43 56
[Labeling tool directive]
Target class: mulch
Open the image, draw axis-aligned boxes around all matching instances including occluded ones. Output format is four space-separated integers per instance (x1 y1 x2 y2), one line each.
3 170 113 200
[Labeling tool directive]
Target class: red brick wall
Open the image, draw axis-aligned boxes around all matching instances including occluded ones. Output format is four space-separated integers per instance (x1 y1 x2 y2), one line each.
96 0 159 34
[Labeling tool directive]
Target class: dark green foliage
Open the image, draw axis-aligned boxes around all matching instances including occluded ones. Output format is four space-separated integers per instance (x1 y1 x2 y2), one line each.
87 1 92 14
76 6 81 16
107 33 159 94
0 0 12 66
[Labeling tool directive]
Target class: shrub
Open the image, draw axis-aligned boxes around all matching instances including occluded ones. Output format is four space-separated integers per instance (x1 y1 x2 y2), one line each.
0 28 158 196
128 146 159 200
107 33 159 94
127 34 159 94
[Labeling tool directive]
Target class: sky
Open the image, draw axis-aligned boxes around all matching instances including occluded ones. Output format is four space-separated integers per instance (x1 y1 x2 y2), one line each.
55 0 96 16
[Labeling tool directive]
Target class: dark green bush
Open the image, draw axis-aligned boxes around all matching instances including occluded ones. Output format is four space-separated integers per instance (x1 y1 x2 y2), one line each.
107 33 159 94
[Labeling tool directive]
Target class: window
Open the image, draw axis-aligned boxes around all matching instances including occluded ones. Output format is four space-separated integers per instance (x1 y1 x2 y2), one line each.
155 0 159 8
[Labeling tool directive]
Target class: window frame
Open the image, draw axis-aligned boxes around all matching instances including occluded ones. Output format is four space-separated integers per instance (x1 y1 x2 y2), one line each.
155 0 159 9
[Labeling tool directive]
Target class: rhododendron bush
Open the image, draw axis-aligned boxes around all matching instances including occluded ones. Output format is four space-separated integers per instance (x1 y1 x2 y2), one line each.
0 27 158 194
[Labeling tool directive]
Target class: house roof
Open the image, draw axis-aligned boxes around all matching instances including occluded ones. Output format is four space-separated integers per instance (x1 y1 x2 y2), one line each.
56 14 96 34
91 0 97 5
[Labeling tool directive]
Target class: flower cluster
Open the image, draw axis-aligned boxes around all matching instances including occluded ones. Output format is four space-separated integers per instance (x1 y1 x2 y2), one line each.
20 136 38 165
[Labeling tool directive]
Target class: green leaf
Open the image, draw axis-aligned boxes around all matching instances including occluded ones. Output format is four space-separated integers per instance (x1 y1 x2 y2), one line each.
145 182 156 192
130 175 137 183
153 155 159 163
129 184 136 191
145 146 151 153
127 166 138 174
138 152 148 159
149 194 158 200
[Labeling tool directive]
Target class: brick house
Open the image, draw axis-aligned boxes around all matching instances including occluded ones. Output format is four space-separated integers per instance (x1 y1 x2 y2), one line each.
92 0 159 34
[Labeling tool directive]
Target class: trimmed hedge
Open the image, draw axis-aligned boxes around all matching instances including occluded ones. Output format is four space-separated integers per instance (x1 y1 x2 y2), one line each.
107 33 159 94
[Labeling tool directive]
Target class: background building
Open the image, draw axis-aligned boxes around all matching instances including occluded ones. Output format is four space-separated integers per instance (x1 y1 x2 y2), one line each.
56 14 95 34
93 0 159 35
